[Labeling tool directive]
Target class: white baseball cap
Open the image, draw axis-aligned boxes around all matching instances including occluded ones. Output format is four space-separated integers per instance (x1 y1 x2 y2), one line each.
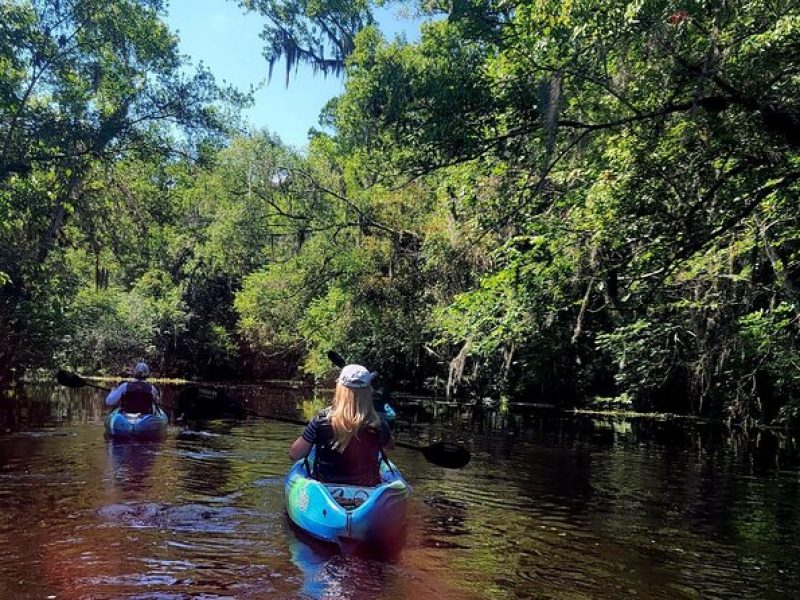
337 364 375 389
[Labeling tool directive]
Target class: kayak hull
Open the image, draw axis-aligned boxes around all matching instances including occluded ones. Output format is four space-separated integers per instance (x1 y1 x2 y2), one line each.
285 454 410 553
105 407 168 440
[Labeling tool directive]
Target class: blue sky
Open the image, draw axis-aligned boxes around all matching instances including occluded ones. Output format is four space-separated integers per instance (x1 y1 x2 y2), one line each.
164 1 424 149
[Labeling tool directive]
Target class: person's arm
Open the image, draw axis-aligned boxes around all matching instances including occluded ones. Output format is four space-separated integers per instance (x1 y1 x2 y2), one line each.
105 383 126 407
290 437 313 461
289 417 318 460
150 385 161 404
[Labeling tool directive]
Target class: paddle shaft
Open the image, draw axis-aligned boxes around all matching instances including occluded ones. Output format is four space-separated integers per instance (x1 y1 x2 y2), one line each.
57 370 167 411
58 368 468 466
84 381 112 391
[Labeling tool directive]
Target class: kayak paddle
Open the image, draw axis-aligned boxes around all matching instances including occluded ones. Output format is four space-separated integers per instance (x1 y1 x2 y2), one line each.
242 408 471 469
326 350 471 469
57 369 168 413
57 364 472 469
56 369 112 391
58 370 257 421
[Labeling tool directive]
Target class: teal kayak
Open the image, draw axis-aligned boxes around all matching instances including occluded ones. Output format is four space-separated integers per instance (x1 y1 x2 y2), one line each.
285 452 410 553
104 406 168 440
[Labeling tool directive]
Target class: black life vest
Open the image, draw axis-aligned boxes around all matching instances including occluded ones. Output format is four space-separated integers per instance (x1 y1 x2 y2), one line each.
120 380 156 414
312 416 383 487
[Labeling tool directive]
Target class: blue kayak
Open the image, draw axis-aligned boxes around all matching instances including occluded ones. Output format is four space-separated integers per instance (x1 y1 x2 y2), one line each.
104 407 168 440
285 452 410 553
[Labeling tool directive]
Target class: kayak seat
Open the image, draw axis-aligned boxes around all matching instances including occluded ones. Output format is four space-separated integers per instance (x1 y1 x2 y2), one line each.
327 486 371 509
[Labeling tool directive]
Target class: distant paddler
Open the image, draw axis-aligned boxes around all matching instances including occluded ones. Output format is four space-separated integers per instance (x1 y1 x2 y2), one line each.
104 361 167 440
105 362 160 414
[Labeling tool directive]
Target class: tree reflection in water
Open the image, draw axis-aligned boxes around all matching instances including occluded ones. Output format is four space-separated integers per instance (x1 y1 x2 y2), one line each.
107 440 160 494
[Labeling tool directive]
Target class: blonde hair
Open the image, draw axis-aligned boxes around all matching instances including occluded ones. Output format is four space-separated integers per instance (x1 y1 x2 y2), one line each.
329 383 380 452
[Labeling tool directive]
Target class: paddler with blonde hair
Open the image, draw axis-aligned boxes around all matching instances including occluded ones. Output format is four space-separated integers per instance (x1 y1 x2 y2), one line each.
289 364 395 486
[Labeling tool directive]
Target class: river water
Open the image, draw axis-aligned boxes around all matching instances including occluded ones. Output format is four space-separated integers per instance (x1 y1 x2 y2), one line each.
0 384 798 599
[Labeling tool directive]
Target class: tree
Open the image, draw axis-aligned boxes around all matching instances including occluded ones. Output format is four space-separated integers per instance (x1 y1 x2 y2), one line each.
0 0 235 388
239 0 377 84
302 0 800 416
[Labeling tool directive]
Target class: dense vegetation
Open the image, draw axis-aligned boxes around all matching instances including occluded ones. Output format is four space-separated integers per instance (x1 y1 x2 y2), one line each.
2 0 799 427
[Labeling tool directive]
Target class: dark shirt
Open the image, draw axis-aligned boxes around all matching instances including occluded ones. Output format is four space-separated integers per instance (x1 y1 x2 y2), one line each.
302 408 392 486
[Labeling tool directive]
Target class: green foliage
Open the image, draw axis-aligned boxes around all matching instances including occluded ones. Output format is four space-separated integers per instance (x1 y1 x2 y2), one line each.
3 0 800 428
299 286 355 377
64 269 187 374
232 0 800 415
335 20 500 174
738 304 800 424
0 0 236 386
596 320 689 410
236 257 310 351
67 288 158 374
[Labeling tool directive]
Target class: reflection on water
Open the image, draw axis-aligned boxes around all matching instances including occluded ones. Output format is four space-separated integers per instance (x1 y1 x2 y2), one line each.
107 440 160 493
174 422 238 499
0 383 104 431
0 383 798 598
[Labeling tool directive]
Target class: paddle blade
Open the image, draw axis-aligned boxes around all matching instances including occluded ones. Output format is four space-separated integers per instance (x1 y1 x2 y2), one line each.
327 350 347 368
56 370 87 388
422 441 471 469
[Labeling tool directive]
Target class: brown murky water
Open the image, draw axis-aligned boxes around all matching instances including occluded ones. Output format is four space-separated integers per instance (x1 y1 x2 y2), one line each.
0 384 798 599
